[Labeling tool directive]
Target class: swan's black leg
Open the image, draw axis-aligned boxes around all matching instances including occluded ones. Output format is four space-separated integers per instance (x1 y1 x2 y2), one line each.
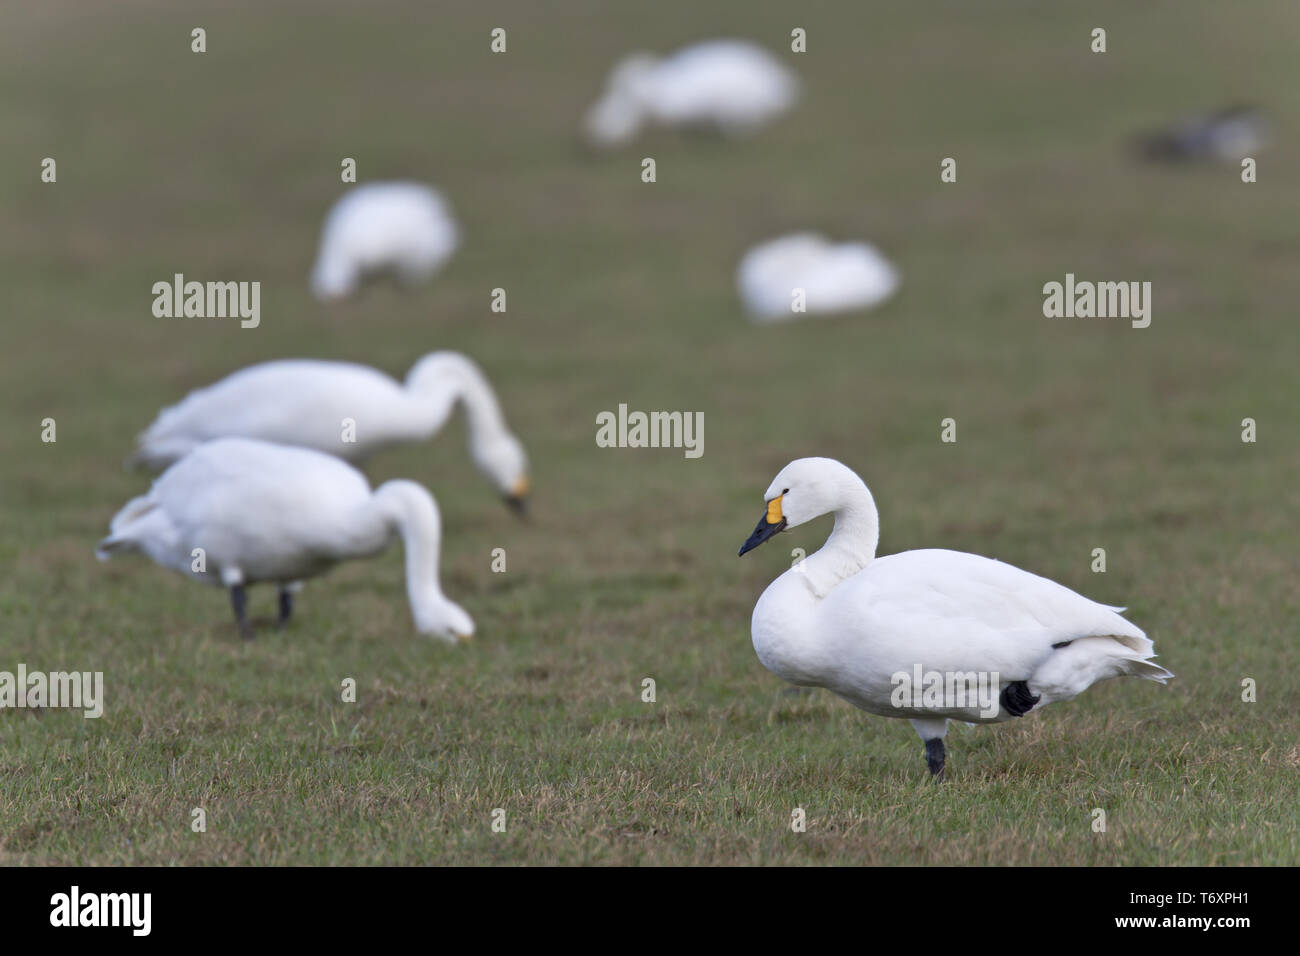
230 585 254 641
1000 680 1041 717
278 588 294 629
924 738 946 782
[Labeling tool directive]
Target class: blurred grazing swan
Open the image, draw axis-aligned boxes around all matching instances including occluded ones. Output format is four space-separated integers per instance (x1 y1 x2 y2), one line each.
310 181 459 300
97 439 474 643
736 233 899 322
129 351 530 514
738 458 1172 780
584 39 799 148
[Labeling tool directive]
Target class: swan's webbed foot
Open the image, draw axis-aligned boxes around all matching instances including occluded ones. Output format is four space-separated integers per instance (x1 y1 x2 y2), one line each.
278 588 294 629
230 585 254 641
925 737 946 783
1000 680 1040 717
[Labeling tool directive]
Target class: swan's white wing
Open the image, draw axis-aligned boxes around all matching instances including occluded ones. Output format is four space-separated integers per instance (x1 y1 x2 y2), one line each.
822 549 1149 681
144 439 377 581
133 361 417 467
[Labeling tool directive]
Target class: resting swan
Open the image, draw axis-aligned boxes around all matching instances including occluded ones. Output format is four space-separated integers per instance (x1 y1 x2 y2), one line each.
738 458 1173 779
128 351 530 514
97 438 473 643
310 181 459 300
736 233 899 322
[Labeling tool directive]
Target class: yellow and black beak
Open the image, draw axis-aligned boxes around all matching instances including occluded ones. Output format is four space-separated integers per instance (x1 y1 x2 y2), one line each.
738 495 787 556
503 476 530 518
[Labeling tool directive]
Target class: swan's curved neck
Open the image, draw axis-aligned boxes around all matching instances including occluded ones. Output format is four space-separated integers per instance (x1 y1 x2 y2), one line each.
371 479 451 630
405 353 508 445
800 486 880 597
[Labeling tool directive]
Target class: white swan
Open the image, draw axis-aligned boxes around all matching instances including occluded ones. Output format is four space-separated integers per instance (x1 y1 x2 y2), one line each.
738 458 1172 779
128 351 530 514
97 438 474 643
736 233 900 322
310 181 459 300
584 39 799 148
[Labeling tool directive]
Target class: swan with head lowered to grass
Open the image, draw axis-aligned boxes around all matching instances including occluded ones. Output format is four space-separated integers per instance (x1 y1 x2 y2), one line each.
738 458 1172 780
310 181 459 300
584 39 799 149
97 438 474 643
128 351 530 515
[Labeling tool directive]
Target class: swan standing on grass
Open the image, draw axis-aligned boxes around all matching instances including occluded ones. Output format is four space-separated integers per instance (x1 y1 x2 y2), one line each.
97 438 474 643
310 181 459 300
736 233 900 322
738 458 1172 780
584 39 799 148
128 351 531 514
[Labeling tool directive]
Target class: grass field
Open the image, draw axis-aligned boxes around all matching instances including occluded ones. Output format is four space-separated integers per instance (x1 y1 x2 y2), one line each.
1 0 1297 865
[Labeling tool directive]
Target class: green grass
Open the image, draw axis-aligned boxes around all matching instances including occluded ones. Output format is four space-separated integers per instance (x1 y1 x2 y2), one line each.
1 0 1297 865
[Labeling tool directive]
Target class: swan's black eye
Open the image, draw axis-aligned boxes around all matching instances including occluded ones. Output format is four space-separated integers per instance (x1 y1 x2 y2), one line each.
782 488 789 494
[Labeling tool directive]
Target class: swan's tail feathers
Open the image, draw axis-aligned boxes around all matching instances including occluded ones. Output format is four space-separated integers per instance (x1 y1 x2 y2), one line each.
124 436 196 471
1113 632 1156 658
1125 657 1175 684
1096 636 1174 685
125 393 216 470
95 495 157 560
310 255 356 301
109 494 155 532
1094 603 1171 683
1097 607 1156 658
1032 635 1173 705
95 535 132 561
